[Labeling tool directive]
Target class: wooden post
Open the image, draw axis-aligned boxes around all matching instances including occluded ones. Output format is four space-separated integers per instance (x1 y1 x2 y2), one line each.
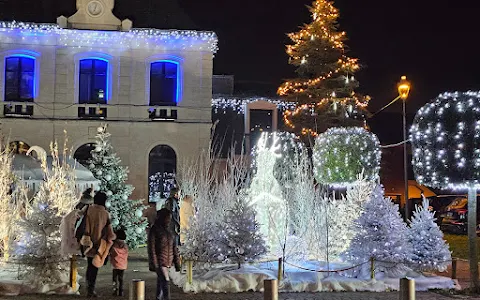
277 258 283 281
186 260 193 285
69 255 77 290
451 258 457 280
264 279 278 300
400 278 415 300
370 257 375 280
3 236 9 261
129 279 145 300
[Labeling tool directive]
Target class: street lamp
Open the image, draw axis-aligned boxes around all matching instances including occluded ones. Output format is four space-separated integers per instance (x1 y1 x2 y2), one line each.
397 76 411 220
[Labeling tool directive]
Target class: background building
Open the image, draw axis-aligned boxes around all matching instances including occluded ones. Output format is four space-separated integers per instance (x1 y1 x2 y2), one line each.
0 0 218 201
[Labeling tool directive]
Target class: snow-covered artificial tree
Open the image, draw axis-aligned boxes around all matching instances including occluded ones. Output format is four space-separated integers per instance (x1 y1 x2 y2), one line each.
343 186 412 278
88 125 147 248
13 140 77 287
408 197 451 272
219 195 267 268
179 147 250 264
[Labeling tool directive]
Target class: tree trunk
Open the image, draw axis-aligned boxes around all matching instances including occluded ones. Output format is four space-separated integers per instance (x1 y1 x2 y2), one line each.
468 187 479 292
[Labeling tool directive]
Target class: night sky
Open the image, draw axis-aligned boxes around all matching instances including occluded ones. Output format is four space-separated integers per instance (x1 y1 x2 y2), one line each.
2 0 480 113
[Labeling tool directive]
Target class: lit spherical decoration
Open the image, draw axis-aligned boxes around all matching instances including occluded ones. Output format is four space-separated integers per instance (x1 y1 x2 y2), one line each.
106 190 113 196
252 131 305 185
410 91 480 190
105 174 112 181
135 209 143 218
313 127 381 187
105 201 111 208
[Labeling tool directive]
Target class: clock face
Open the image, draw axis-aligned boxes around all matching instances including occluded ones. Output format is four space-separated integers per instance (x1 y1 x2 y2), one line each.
87 1 104 17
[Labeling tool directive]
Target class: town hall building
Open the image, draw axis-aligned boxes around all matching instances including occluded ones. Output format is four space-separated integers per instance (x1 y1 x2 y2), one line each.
0 0 218 201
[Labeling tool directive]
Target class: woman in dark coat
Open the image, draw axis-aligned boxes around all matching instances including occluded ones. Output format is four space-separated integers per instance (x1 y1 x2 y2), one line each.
148 208 180 300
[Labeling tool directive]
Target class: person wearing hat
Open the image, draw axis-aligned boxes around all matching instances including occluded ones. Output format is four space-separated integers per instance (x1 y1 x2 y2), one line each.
60 188 94 256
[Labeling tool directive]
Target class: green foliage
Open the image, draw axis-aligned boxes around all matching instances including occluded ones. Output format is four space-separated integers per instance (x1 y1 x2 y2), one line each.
88 125 147 248
313 127 381 187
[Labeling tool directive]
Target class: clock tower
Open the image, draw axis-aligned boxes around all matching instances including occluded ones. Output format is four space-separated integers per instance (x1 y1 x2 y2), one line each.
63 0 125 31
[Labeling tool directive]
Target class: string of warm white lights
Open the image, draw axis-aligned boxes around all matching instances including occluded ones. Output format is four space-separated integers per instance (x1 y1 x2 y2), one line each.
410 91 480 190
313 127 381 187
0 21 218 52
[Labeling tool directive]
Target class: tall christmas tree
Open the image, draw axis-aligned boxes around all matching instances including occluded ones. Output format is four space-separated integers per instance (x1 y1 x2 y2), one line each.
408 197 451 272
14 140 77 288
279 0 369 139
343 186 412 278
219 195 267 268
88 125 147 248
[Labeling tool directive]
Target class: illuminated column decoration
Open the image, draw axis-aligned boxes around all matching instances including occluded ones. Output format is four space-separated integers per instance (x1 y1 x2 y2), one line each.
410 91 480 290
249 132 287 253
313 127 381 187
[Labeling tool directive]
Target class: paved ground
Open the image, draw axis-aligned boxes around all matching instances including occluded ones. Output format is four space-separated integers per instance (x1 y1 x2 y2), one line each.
1 250 480 300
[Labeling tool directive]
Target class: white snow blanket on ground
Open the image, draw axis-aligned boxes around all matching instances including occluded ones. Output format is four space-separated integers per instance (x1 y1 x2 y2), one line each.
0 264 79 296
170 261 458 293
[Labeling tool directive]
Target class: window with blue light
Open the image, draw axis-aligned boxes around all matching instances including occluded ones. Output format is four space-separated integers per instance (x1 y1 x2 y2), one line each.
150 61 178 106
79 59 108 104
5 56 35 102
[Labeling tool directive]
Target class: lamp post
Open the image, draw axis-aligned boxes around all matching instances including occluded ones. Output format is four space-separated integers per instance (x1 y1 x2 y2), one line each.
397 76 411 220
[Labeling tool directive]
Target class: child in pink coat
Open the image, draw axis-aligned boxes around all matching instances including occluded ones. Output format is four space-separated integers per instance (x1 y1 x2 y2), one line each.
110 229 128 296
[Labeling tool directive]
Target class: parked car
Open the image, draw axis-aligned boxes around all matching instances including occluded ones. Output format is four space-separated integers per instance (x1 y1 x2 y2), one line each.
439 196 480 235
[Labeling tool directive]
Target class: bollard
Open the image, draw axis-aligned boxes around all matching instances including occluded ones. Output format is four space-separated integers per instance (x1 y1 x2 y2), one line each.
129 279 145 300
370 257 375 280
69 255 77 290
277 258 283 282
451 258 457 280
264 279 278 300
400 278 415 300
186 260 193 285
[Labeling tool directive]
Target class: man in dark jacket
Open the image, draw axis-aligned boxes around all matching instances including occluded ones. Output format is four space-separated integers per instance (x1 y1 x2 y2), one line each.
164 188 180 246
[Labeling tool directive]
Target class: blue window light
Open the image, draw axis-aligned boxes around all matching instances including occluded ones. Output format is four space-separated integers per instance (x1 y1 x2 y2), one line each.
5 56 35 102
150 61 178 106
79 58 108 104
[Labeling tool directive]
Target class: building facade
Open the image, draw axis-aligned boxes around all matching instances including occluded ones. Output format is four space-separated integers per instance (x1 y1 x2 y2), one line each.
0 0 218 201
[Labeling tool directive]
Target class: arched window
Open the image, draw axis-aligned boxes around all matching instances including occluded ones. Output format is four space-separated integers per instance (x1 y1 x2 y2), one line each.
74 143 96 167
148 145 177 202
5 56 35 102
9 141 30 154
150 61 178 106
79 59 108 104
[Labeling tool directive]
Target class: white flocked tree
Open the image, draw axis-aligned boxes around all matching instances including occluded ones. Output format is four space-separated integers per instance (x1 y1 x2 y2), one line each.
88 125 147 248
343 186 412 278
0 137 15 260
408 197 451 272
14 139 77 288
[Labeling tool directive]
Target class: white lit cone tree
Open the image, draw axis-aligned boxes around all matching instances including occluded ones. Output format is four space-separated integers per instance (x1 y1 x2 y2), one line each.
408 197 451 272
89 125 147 248
343 186 412 278
14 139 78 288
249 133 287 254
410 91 480 290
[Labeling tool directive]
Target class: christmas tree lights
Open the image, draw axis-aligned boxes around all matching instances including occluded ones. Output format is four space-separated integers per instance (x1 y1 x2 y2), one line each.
278 0 369 137
313 127 381 187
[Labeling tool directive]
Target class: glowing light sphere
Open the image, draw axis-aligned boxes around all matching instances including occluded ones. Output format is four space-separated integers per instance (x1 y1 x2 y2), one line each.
252 131 305 185
410 91 480 190
313 127 381 187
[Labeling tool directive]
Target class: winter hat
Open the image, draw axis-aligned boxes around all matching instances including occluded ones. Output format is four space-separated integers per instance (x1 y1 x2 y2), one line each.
79 188 94 205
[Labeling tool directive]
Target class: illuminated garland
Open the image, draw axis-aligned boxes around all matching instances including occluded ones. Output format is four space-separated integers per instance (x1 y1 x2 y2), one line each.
212 97 296 114
313 127 381 187
410 91 480 190
0 21 218 52
283 96 370 136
